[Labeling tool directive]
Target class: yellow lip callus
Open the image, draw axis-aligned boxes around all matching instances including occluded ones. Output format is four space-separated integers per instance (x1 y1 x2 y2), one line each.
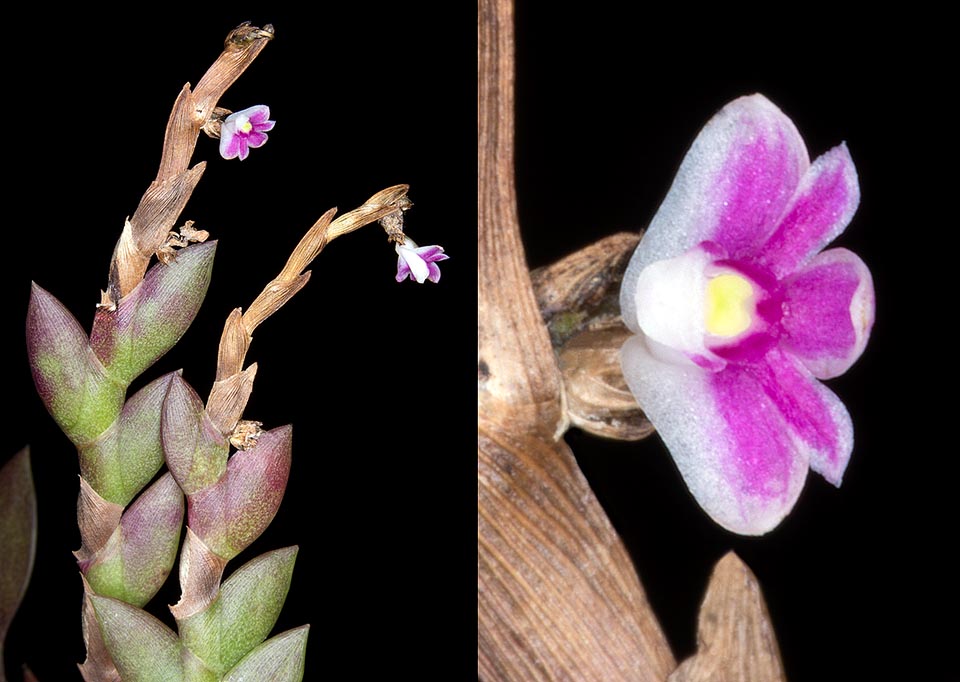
705 273 754 337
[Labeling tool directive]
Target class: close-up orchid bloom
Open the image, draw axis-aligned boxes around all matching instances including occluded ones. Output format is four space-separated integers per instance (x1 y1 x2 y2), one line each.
619 94 874 535
219 104 275 161
395 236 449 283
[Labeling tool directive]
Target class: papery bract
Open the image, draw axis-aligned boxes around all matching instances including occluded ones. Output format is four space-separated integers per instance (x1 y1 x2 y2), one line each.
619 94 874 535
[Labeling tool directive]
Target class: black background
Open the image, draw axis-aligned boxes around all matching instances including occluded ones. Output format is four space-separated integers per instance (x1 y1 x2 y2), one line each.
2 4 953 682
4 5 474 681
514 4 953 681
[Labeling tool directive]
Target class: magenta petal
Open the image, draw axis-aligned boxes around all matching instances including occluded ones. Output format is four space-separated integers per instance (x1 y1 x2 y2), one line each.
245 105 272 125
221 135 246 160
754 349 854 485
246 131 269 149
416 245 447 261
621 94 809 330
781 248 875 380
396 257 411 282
426 262 442 283
756 143 860 278
621 335 808 535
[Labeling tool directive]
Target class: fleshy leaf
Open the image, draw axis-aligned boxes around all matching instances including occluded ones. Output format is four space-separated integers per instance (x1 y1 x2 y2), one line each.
189 426 292 560
27 283 125 446
162 374 229 495
0 448 36 658
90 593 183 682
79 372 178 506
83 474 184 607
91 241 216 386
222 626 309 682
182 647 220 682
180 547 298 674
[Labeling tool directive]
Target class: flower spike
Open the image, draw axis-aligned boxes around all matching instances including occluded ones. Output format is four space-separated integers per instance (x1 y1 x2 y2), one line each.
219 105 275 161
619 94 874 535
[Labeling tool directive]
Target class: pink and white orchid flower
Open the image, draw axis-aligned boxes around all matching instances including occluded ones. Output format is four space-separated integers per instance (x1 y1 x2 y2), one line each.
619 94 874 535
219 105 275 161
395 236 449 283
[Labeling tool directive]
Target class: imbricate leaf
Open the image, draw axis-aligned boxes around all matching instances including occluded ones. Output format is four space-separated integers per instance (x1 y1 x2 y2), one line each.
90 593 183 682
180 547 297 675
222 626 309 682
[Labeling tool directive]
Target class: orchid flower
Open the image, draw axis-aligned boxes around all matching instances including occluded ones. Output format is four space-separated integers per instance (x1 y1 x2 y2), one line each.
219 105 275 161
619 94 874 535
395 236 449 283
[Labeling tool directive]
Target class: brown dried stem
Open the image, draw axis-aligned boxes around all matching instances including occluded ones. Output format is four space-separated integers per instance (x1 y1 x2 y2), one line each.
109 22 275 299
206 185 410 434
477 0 675 678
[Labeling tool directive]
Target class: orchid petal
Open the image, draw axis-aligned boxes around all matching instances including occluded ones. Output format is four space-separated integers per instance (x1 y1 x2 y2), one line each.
621 95 808 330
781 247 875 380
755 348 854 485
621 335 808 535
757 143 860 278
245 105 272 125
246 131 269 148
398 246 429 283
395 257 411 282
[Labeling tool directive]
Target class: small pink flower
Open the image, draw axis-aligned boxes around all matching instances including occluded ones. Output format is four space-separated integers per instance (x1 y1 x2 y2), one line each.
219 105 275 161
620 94 874 535
395 237 449 283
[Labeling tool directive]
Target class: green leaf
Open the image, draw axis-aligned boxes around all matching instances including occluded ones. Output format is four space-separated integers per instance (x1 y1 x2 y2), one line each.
222 626 309 682
90 593 183 682
180 547 297 675
91 241 216 386
27 284 125 446
84 474 184 607
79 372 177 506
161 374 229 495
0 448 36 665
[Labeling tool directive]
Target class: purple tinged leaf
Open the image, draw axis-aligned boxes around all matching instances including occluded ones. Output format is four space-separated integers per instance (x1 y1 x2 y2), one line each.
83 474 184 607
180 547 298 675
79 372 178 506
189 426 292 560
90 241 216 386
162 374 230 495
27 283 125 446
89 593 183 682
222 625 309 682
0 448 36 657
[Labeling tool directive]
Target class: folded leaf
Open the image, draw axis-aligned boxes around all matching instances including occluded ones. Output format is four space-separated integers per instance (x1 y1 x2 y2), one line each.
91 241 216 386
84 474 184 607
162 374 229 495
27 284 125 446
80 372 178 506
89 593 183 682
180 547 298 674
223 625 309 682
189 426 292 560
